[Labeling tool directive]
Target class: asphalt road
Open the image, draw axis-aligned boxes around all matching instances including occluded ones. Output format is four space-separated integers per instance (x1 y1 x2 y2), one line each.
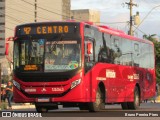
1 103 160 120
10 102 160 110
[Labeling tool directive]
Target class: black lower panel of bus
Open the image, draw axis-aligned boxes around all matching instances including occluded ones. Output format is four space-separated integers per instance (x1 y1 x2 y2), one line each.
14 68 81 82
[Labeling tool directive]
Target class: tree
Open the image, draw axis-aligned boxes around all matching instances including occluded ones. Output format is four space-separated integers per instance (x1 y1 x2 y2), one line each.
143 34 160 84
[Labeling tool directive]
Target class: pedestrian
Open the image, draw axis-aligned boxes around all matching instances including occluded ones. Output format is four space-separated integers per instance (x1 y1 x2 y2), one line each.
1 88 6 102
144 99 148 103
152 83 159 103
5 81 13 110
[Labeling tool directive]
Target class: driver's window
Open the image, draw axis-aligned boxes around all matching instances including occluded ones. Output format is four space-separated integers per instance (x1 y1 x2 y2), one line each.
85 41 94 62
84 40 95 73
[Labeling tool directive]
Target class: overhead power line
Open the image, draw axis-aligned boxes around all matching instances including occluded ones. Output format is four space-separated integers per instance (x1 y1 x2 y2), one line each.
7 7 50 21
5 27 14 31
134 4 160 32
21 0 69 19
11 0 61 20
132 25 146 35
0 11 24 23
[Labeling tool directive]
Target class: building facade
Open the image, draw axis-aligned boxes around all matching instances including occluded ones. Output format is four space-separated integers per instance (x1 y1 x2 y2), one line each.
71 9 100 24
0 0 5 59
0 0 70 76
5 0 70 38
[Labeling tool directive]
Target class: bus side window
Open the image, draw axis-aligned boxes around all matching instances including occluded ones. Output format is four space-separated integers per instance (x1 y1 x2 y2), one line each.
98 33 112 63
111 38 122 64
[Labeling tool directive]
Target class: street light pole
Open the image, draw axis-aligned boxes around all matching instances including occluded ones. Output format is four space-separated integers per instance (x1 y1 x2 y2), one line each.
134 4 160 32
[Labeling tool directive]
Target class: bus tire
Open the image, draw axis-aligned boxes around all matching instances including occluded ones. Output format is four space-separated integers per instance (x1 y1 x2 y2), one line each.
35 104 48 113
127 86 140 110
79 105 88 110
121 102 128 110
79 103 88 110
88 87 105 112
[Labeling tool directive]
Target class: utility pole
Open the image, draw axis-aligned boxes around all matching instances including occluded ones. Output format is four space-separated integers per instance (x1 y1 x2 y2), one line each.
125 0 137 36
35 0 37 22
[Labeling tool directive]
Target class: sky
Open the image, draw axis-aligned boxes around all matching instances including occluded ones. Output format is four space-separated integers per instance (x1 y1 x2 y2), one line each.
71 0 160 39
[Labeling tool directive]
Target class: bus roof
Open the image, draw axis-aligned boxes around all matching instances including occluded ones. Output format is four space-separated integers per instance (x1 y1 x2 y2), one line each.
15 21 153 45
98 25 153 45
81 21 153 45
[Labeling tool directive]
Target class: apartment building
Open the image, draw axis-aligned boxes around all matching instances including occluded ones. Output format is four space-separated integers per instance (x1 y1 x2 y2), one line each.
0 0 5 59
71 9 100 24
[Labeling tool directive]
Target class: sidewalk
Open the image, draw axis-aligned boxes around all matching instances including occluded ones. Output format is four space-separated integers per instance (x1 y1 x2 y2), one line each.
12 103 35 109
10 95 160 109
1 96 160 110
0 102 35 110
156 95 160 103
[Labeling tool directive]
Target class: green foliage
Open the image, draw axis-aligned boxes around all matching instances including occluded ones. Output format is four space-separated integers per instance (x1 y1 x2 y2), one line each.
143 34 160 84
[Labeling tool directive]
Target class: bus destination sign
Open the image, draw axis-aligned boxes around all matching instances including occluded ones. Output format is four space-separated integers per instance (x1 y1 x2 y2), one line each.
18 25 77 35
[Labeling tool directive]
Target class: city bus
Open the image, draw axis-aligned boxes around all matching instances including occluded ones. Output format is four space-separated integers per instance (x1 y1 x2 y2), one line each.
6 21 156 112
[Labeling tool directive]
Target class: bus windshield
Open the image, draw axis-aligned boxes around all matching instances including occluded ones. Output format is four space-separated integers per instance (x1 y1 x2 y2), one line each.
14 37 81 72
45 40 81 72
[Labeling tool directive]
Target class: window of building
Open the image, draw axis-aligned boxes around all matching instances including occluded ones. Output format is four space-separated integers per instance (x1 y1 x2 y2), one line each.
0 15 5 17
0 53 4 56
0 7 5 10
0 23 5 25
0 38 5 40
0 45 4 48
0 30 5 33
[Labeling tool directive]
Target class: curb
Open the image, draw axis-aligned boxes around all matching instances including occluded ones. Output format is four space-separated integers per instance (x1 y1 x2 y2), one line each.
12 104 35 109
156 96 160 103
1 103 35 110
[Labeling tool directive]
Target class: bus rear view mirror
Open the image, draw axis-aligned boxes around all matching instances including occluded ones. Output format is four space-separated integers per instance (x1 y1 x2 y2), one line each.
6 36 15 41
5 43 9 55
5 36 15 56
87 42 93 54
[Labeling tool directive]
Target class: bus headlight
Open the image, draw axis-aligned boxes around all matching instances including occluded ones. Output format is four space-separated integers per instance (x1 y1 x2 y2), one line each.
71 79 81 89
13 80 20 90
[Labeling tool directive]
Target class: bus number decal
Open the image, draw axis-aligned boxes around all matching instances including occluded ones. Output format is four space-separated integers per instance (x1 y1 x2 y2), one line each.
128 74 139 81
52 87 64 92
106 69 116 78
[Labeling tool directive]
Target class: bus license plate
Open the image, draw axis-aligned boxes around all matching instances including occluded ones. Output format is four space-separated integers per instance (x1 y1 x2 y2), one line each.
37 98 50 102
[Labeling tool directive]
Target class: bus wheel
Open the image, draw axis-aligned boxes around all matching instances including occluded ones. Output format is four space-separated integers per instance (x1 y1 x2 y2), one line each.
128 86 140 110
121 102 128 110
35 105 48 113
89 87 105 112
79 103 88 110
79 106 88 110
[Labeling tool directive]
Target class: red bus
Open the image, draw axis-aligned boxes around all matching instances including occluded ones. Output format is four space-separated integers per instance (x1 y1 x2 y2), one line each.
7 21 156 112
